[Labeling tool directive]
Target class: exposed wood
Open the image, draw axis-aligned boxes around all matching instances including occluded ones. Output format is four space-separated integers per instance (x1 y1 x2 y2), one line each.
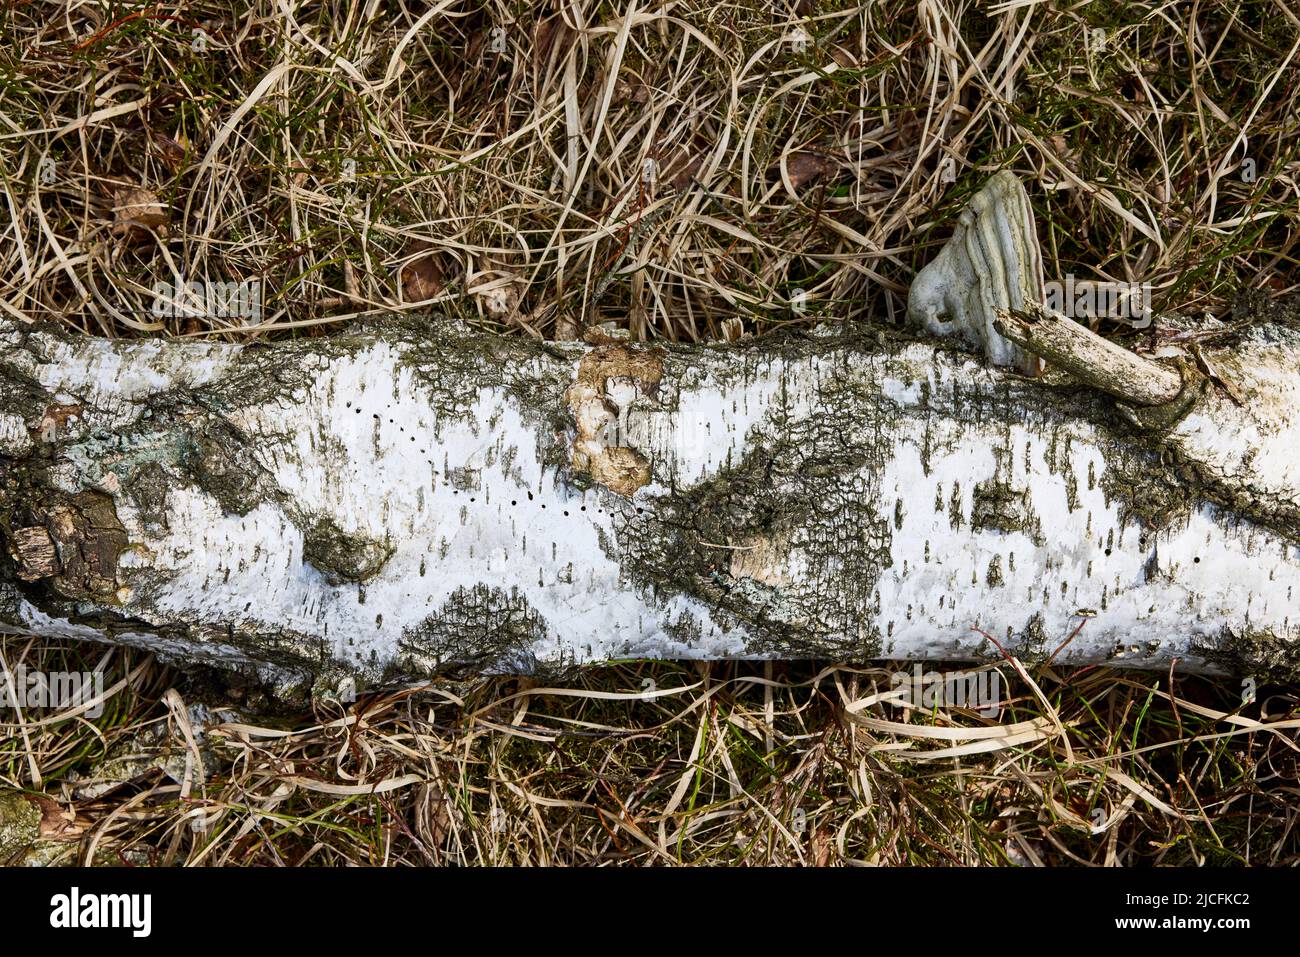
11 526 58 581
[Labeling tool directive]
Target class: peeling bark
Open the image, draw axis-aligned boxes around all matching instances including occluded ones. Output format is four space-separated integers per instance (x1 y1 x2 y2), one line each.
2 312 1299 692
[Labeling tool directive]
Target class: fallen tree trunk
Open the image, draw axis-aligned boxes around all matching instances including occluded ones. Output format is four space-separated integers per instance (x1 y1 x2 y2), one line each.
2 311 1299 691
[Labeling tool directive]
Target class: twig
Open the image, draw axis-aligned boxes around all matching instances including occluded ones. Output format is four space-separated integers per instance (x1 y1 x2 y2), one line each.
994 301 1183 406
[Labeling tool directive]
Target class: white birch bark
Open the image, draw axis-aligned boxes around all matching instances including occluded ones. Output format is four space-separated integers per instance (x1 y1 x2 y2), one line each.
2 311 1298 690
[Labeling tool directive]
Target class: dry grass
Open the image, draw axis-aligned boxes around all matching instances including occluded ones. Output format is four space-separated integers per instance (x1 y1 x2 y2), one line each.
2 0 1297 341
2 0 1300 865
2 642 1299 866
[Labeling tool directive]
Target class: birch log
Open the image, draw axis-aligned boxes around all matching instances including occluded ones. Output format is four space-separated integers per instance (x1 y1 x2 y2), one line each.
2 311 1299 691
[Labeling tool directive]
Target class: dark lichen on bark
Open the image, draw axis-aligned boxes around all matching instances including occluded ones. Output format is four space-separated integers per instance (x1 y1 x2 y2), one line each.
397 583 548 673
1198 625 1300 683
971 479 1043 544
1 456 129 605
610 335 915 659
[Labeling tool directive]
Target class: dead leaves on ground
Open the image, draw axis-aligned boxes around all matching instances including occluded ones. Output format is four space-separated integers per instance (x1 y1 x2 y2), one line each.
399 240 449 304
110 186 169 241
777 150 832 192
467 266 526 324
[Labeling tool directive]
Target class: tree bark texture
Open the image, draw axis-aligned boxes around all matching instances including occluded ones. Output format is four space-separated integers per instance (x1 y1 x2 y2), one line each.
2 315 1298 690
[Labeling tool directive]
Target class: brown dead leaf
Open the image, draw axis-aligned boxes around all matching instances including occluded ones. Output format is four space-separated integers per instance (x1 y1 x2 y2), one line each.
468 267 525 323
464 30 483 63
111 186 169 239
553 310 581 341
31 794 79 840
830 46 857 68
399 241 446 303
343 261 361 305
666 150 706 191
781 151 831 190
151 131 188 173
720 317 748 342
415 783 451 848
613 72 651 105
811 826 832 866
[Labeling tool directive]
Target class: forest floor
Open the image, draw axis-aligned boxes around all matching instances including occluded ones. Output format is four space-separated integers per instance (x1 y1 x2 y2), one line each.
1 0 1299 865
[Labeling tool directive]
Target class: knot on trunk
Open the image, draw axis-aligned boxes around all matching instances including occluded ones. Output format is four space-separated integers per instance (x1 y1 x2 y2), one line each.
1115 359 1208 433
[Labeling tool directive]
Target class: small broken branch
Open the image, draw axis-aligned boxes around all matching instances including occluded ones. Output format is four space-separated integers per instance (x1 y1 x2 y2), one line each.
995 301 1184 406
